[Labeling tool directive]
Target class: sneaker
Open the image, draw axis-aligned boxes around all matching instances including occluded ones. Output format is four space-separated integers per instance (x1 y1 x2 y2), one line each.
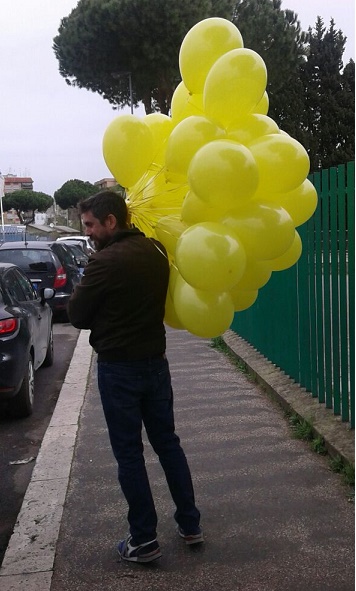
177 526 204 545
117 535 162 563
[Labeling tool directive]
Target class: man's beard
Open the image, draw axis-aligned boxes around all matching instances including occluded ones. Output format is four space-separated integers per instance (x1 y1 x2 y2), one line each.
94 234 111 251
94 239 106 251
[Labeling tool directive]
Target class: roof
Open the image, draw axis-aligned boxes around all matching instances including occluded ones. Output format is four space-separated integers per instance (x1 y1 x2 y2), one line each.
27 224 80 235
4 177 33 184
27 225 54 234
0 241 52 250
54 225 80 234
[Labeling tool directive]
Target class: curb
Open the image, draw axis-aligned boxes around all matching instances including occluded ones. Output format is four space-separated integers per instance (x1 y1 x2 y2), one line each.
0 330 93 591
222 329 354 466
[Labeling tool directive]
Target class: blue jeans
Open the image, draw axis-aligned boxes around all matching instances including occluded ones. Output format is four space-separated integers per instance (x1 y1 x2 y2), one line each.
97 356 201 544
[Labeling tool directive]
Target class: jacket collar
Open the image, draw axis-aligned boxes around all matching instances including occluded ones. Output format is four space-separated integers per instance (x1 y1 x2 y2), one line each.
105 227 145 248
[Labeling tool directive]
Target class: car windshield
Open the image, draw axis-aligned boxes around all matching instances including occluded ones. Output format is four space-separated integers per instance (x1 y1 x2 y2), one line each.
68 244 87 258
0 249 54 272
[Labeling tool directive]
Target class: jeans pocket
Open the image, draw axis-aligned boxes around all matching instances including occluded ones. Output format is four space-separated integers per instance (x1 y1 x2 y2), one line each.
149 365 172 401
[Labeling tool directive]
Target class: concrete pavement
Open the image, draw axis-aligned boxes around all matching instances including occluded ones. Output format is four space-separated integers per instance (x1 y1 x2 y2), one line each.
0 327 354 590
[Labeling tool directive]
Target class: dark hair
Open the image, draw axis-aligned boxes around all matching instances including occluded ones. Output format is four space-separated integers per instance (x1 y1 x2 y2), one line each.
79 190 128 228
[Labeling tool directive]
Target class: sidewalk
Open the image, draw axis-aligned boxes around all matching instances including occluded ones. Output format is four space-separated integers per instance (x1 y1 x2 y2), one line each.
0 328 354 591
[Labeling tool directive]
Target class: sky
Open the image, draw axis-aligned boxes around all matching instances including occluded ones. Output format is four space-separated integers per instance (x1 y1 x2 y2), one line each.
0 1 354 197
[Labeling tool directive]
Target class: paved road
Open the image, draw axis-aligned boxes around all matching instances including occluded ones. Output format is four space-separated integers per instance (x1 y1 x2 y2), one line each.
0 322 80 566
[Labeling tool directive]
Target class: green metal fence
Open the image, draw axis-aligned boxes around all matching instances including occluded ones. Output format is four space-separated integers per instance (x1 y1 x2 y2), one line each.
230 162 355 429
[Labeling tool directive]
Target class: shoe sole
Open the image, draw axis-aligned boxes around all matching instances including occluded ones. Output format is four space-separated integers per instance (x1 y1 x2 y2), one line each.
118 548 162 563
178 529 204 545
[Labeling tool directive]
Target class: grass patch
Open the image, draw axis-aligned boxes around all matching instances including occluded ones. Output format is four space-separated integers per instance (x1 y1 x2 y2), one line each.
288 412 327 453
288 413 314 442
330 455 355 488
311 435 328 455
210 337 249 374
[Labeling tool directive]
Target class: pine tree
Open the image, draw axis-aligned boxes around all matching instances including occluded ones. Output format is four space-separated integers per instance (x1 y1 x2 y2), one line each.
54 0 235 114
301 18 354 171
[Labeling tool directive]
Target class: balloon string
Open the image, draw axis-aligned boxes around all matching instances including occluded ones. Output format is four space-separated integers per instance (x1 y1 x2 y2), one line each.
126 162 187 237
150 239 169 261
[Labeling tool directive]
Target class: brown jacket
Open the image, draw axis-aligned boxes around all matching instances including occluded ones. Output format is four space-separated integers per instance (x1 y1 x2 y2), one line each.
68 229 169 360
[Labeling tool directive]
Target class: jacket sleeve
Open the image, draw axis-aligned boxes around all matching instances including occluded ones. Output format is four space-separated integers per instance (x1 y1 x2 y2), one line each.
67 256 108 329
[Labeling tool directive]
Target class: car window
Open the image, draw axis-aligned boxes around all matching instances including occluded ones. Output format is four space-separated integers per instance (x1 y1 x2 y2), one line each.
0 249 55 272
68 244 87 260
13 268 37 301
51 243 74 266
3 270 27 302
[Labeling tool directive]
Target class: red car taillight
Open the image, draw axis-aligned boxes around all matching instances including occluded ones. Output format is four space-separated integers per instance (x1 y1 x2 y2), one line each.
0 318 18 335
54 266 67 289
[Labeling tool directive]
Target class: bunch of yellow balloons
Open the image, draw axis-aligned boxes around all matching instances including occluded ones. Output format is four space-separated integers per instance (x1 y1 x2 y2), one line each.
102 17 318 338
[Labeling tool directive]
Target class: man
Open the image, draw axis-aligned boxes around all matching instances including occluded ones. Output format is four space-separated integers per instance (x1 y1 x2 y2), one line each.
68 191 202 563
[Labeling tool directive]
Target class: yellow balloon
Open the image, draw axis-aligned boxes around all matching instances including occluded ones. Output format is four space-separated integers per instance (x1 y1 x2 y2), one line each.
234 257 272 290
102 115 154 188
227 114 280 146
155 216 188 257
277 179 318 227
168 263 180 298
188 140 259 209
170 82 204 125
253 91 269 115
229 286 258 311
165 115 225 183
270 230 302 271
249 134 310 193
175 222 246 292
181 190 228 225
179 17 244 95
174 275 235 338
204 48 267 128
165 288 184 329
222 201 295 260
144 113 173 165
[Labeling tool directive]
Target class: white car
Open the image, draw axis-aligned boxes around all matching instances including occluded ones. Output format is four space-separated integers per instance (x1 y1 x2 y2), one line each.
56 236 95 256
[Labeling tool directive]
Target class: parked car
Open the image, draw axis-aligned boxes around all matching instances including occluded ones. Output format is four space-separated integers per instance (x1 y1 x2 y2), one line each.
0 263 55 417
0 242 81 319
56 235 95 256
50 240 88 276
49 241 86 282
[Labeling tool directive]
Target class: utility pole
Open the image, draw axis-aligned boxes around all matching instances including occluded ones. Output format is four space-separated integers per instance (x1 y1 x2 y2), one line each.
0 173 5 242
128 72 133 114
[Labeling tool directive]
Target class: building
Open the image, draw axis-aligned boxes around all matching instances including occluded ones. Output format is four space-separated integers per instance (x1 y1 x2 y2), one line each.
2 174 34 224
4 175 33 193
94 178 117 191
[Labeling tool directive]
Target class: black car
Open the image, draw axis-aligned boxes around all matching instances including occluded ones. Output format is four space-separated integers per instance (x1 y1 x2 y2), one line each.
0 263 55 417
49 241 88 277
56 235 95 256
0 242 82 319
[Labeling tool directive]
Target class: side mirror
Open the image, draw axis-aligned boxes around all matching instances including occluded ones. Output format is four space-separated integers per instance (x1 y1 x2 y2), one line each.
39 287 55 304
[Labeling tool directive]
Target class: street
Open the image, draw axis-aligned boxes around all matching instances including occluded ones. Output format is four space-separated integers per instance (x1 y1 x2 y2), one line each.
0 321 80 566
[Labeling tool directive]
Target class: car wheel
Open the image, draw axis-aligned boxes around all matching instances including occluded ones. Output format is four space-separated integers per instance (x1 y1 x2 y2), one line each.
42 325 54 367
8 356 35 418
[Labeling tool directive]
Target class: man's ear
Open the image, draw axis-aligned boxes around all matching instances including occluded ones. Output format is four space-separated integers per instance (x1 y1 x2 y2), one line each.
106 214 118 230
